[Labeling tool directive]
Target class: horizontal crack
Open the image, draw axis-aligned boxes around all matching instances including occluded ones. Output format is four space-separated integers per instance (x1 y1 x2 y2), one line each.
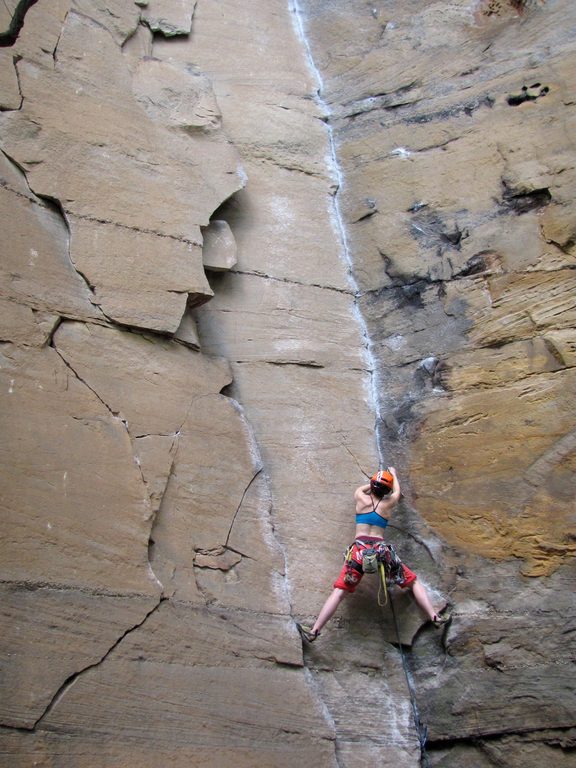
231 147 327 179
0 578 156 600
427 723 576 748
233 359 325 369
61 211 203 248
228 268 354 295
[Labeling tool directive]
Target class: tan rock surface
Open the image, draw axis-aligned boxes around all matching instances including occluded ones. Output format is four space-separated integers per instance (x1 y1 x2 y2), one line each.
1 2 244 332
0 299 59 347
0 153 102 326
0 586 158 729
67 215 211 332
0 344 157 591
23 599 330 759
2 0 575 766
202 219 237 271
0 50 20 108
1 9 242 234
0 0 20 38
197 272 364 367
53 320 231 437
142 0 197 37
132 54 221 130
1 1 339 764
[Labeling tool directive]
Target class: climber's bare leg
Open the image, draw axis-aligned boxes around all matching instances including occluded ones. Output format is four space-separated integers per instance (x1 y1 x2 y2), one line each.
410 579 439 621
312 588 347 634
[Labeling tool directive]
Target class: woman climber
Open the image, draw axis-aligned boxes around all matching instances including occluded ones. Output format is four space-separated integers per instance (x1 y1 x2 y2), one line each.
296 467 450 643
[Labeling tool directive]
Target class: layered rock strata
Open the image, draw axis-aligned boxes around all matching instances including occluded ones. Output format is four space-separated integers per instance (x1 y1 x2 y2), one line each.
0 1 360 765
1 1 575 767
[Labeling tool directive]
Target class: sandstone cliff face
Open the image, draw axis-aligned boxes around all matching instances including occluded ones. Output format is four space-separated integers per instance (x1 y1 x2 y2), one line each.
294 1 575 765
1 1 574 767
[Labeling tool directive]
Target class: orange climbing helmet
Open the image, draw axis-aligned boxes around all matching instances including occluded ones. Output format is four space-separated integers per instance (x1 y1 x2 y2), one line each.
370 469 394 496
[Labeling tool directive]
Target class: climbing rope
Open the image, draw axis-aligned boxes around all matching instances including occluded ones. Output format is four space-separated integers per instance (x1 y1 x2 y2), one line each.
386 595 431 768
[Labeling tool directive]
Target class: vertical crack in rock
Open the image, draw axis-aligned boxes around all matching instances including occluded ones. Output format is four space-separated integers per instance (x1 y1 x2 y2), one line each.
51 11 68 65
285 4 460 763
141 391 207 597
290 0 384 463
286 2 405 758
224 465 262 550
135 442 171 592
302 668 341 766
146 392 279 606
393 639 432 765
5 53 23 108
41 200 105 312
222 397 292 611
145 436 179 594
51 336 164 592
31 596 166 730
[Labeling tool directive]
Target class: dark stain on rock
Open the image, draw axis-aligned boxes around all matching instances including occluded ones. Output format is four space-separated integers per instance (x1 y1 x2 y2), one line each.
407 201 428 213
400 281 427 309
362 278 429 312
479 0 538 18
377 395 421 445
409 209 469 255
499 182 552 214
507 83 550 106
403 96 495 125
458 250 503 277
414 356 447 392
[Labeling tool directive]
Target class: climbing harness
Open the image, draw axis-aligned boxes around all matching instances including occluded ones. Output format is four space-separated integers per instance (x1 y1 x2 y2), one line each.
344 539 406 607
345 539 405 576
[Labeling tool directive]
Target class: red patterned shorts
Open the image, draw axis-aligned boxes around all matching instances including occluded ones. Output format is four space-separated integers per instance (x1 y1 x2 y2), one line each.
333 536 417 593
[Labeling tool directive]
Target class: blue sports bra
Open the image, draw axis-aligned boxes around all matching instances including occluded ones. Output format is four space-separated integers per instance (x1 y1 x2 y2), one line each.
355 510 388 528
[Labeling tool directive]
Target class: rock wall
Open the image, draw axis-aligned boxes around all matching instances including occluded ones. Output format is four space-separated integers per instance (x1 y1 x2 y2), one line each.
293 0 575 765
1 1 574 767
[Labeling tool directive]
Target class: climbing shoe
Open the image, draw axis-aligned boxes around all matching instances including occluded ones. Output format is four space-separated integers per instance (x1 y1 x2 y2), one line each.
296 623 320 643
432 610 451 628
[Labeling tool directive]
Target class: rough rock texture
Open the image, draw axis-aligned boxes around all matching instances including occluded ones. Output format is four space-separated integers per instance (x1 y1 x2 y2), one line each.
0 1 335 764
294 0 576 765
1 1 574 767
